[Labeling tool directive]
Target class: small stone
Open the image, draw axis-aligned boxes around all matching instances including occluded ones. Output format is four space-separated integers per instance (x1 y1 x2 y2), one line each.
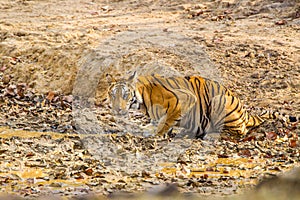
49 182 62 187
245 52 255 58
84 168 93 176
2 75 11 84
275 20 287 25
62 95 73 103
46 91 56 102
250 73 260 79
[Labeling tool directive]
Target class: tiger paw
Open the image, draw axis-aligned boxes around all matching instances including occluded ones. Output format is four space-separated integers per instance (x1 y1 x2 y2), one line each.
141 124 157 138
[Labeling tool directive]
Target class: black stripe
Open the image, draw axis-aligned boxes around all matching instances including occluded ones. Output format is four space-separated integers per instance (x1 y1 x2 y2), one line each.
248 115 261 126
152 75 179 114
214 96 238 127
149 87 156 118
195 78 204 119
155 105 160 120
203 82 210 107
224 99 240 119
152 76 174 94
224 111 245 124
165 78 175 89
189 78 197 98
215 95 224 114
140 87 150 116
211 84 215 97
183 77 191 89
230 95 235 105
188 109 196 131
143 77 156 118
195 78 208 130
216 83 221 94
201 117 208 132
166 101 170 113
225 101 244 119
223 125 240 129
224 113 246 128
170 77 180 89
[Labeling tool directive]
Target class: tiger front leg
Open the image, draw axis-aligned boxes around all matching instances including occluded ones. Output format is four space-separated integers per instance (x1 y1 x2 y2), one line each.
143 88 197 138
140 111 177 138
155 91 197 137
143 103 180 138
155 112 180 137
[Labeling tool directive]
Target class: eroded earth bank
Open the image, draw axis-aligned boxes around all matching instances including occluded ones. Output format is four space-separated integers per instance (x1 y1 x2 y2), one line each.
0 0 299 199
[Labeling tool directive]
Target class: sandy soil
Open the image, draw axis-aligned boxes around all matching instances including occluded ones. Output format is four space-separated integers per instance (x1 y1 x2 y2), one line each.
0 0 299 199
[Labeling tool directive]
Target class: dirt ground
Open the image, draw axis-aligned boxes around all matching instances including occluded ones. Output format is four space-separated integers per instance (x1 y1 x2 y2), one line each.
0 0 300 199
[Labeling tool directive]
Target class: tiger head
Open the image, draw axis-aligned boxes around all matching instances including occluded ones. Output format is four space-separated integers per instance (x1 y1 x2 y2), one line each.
106 72 137 115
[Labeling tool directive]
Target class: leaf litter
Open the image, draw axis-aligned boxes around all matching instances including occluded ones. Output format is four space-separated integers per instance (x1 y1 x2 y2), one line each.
0 0 300 199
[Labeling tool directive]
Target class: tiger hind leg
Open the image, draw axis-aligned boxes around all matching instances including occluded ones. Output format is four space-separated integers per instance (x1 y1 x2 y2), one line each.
209 95 257 137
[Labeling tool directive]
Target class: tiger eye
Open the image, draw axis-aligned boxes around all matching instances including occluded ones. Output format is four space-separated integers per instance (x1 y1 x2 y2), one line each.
123 93 129 99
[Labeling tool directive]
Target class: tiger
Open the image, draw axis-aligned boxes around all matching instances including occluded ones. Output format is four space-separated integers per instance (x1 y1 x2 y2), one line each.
106 72 298 139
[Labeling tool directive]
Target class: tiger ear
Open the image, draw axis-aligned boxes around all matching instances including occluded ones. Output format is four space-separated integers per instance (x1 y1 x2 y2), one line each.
106 74 116 83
